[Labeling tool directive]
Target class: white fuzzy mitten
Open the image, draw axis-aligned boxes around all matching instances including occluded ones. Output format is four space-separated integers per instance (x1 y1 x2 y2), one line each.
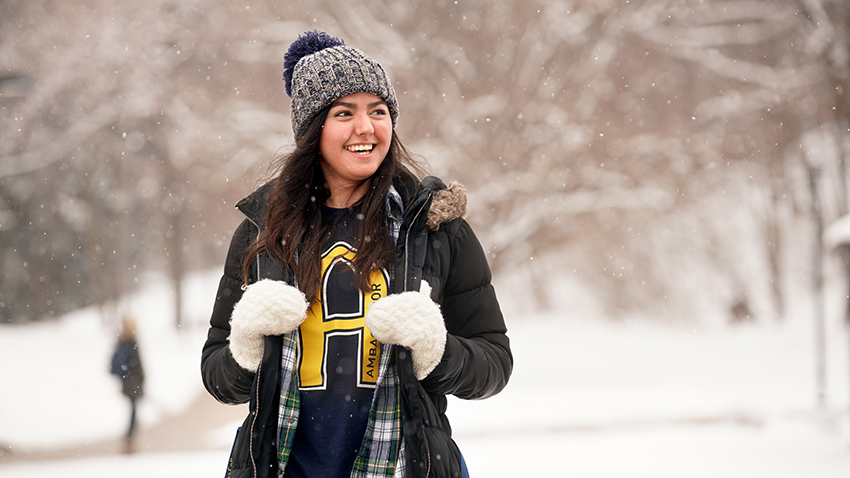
229 279 309 372
366 281 447 380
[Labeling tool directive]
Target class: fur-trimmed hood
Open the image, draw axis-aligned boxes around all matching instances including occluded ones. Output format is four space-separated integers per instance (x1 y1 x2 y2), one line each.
425 180 468 231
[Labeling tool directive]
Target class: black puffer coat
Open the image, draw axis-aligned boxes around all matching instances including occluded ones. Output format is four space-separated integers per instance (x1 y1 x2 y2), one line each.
201 176 512 478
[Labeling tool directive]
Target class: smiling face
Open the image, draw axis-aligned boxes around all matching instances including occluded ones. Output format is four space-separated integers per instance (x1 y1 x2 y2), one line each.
318 92 393 207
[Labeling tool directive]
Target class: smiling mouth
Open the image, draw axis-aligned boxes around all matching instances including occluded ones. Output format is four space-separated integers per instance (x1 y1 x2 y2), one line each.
345 144 375 154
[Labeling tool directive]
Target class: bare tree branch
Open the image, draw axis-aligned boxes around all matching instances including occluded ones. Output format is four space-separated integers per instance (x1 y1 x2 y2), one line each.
0 101 122 178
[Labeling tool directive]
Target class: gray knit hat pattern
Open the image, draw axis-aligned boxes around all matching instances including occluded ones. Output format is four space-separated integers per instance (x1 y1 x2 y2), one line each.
284 32 399 140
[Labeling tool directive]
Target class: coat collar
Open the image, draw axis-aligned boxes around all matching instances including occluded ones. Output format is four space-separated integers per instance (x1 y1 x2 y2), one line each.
234 175 467 231
235 181 274 229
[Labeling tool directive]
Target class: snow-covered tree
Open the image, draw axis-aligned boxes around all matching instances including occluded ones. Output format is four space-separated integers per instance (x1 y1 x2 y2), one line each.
1 0 848 324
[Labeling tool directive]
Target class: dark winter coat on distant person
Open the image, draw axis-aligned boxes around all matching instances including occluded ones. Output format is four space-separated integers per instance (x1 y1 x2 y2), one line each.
111 338 144 399
201 175 513 478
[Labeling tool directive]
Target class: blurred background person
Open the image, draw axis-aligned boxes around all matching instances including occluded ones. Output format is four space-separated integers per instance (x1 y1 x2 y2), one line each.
110 316 145 454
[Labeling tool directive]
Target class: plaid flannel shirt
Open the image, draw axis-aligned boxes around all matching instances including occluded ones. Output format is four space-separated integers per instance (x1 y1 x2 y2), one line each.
276 187 407 478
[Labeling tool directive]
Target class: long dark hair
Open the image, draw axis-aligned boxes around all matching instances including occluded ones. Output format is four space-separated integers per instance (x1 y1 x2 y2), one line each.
242 106 426 304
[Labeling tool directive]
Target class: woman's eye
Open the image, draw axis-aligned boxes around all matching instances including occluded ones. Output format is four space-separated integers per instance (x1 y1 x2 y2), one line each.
371 108 387 116
333 110 352 117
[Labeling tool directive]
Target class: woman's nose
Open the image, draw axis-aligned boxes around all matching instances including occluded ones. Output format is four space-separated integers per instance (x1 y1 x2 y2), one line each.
354 113 374 136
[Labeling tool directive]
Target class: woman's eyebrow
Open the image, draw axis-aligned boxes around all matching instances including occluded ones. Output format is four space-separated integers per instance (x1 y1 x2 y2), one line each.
331 100 356 109
330 99 388 109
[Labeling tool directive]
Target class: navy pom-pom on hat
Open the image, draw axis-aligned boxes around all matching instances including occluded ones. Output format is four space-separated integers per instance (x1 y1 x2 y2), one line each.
282 31 346 97
282 30 399 140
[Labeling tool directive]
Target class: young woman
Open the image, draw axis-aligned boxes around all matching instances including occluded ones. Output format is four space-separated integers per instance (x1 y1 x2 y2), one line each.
201 31 512 478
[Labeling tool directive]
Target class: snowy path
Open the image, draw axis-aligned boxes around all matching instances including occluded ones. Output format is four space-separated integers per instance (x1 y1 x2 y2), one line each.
451 315 850 476
1 272 850 476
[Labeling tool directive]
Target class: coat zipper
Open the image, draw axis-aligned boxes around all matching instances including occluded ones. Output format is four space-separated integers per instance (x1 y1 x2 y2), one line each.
238 207 263 478
250 359 261 478
402 192 430 292
400 192 433 477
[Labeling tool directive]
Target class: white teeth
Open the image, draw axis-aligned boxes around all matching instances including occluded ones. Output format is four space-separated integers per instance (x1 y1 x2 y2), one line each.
345 144 374 153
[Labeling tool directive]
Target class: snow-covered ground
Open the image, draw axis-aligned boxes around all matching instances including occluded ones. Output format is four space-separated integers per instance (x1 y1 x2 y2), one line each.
2 270 850 476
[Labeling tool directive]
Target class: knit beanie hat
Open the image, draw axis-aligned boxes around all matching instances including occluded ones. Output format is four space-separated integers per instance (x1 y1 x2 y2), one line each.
283 31 399 140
